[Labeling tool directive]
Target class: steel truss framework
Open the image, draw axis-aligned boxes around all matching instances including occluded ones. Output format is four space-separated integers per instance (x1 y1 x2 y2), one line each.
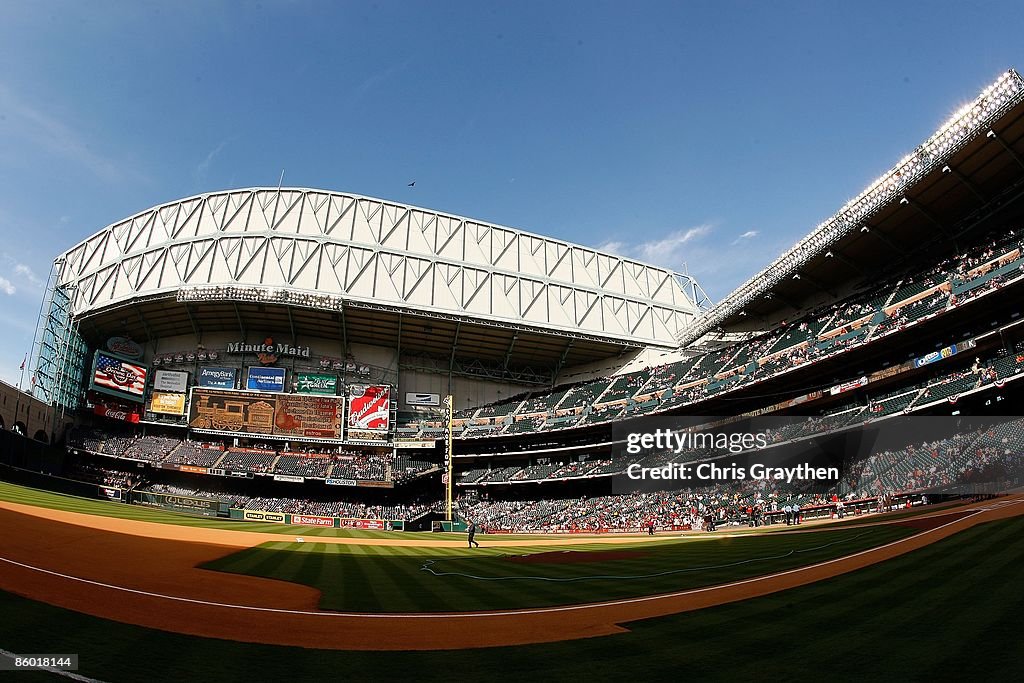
29 267 87 414
56 189 699 348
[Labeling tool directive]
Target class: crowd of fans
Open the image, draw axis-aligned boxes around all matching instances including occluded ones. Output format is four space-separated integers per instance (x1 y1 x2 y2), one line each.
68 431 435 484
456 345 1024 488
135 483 441 521
229 494 438 522
66 462 139 489
163 440 224 467
144 482 238 505
398 230 1024 438
459 418 1023 532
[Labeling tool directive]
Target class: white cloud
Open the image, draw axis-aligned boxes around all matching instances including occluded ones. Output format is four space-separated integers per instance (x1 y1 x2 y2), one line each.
195 139 231 184
14 263 43 288
0 276 15 295
1 254 45 290
597 225 712 272
731 230 759 245
596 239 625 254
593 224 782 301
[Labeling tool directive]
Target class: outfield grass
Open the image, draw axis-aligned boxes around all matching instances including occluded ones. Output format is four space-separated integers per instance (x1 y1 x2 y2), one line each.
0 479 962 545
0 480 462 540
200 523 914 612
0 481 686 543
2 515 1020 681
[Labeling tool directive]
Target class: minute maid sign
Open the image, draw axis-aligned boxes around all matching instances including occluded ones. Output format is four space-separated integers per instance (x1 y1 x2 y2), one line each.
295 372 338 395
225 336 311 363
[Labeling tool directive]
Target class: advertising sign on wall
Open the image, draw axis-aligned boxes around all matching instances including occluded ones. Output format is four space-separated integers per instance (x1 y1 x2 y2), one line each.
274 394 344 438
294 372 338 395
829 376 869 396
148 391 187 416
914 339 976 368
93 403 141 423
106 336 143 359
137 492 225 518
189 388 345 439
90 351 148 402
338 518 389 530
292 514 335 527
153 369 189 393
198 366 237 389
246 366 286 392
189 389 277 434
243 510 286 523
348 385 391 431
97 486 123 501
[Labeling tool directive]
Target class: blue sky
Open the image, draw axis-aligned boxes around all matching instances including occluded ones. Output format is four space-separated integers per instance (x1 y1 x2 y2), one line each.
1 0 1023 385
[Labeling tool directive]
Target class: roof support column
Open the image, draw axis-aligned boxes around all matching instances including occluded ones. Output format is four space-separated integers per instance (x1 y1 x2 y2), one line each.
941 164 987 203
232 302 246 339
552 339 574 386
987 129 1024 170
448 321 461 395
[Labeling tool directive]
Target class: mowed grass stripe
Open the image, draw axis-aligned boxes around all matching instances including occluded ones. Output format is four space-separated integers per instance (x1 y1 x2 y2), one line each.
351 553 422 613
0 481 471 541
202 524 916 612
826 518 1018 676
1 516 1022 680
824 518 1023 669
370 546 478 613
339 544 388 612
422 567 514 613
1 480 694 545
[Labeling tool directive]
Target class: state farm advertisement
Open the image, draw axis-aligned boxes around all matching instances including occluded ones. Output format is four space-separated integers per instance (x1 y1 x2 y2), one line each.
292 514 336 527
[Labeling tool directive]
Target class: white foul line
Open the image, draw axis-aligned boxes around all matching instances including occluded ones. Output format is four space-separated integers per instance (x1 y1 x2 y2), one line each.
0 506 998 621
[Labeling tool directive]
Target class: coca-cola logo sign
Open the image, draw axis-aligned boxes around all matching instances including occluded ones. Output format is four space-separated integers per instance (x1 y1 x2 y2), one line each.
93 404 140 423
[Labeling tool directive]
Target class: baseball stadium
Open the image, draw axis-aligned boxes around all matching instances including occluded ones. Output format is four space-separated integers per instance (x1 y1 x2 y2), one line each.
3 70 1024 680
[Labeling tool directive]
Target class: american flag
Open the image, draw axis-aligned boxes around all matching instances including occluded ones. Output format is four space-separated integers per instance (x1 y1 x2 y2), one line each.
94 353 147 397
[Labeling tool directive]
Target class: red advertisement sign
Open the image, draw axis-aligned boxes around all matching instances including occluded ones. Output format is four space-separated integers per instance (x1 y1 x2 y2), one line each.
338 518 388 530
292 514 335 527
93 403 141 423
347 385 390 432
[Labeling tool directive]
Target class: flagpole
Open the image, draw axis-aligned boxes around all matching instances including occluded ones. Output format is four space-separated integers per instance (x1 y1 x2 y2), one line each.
444 394 454 523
